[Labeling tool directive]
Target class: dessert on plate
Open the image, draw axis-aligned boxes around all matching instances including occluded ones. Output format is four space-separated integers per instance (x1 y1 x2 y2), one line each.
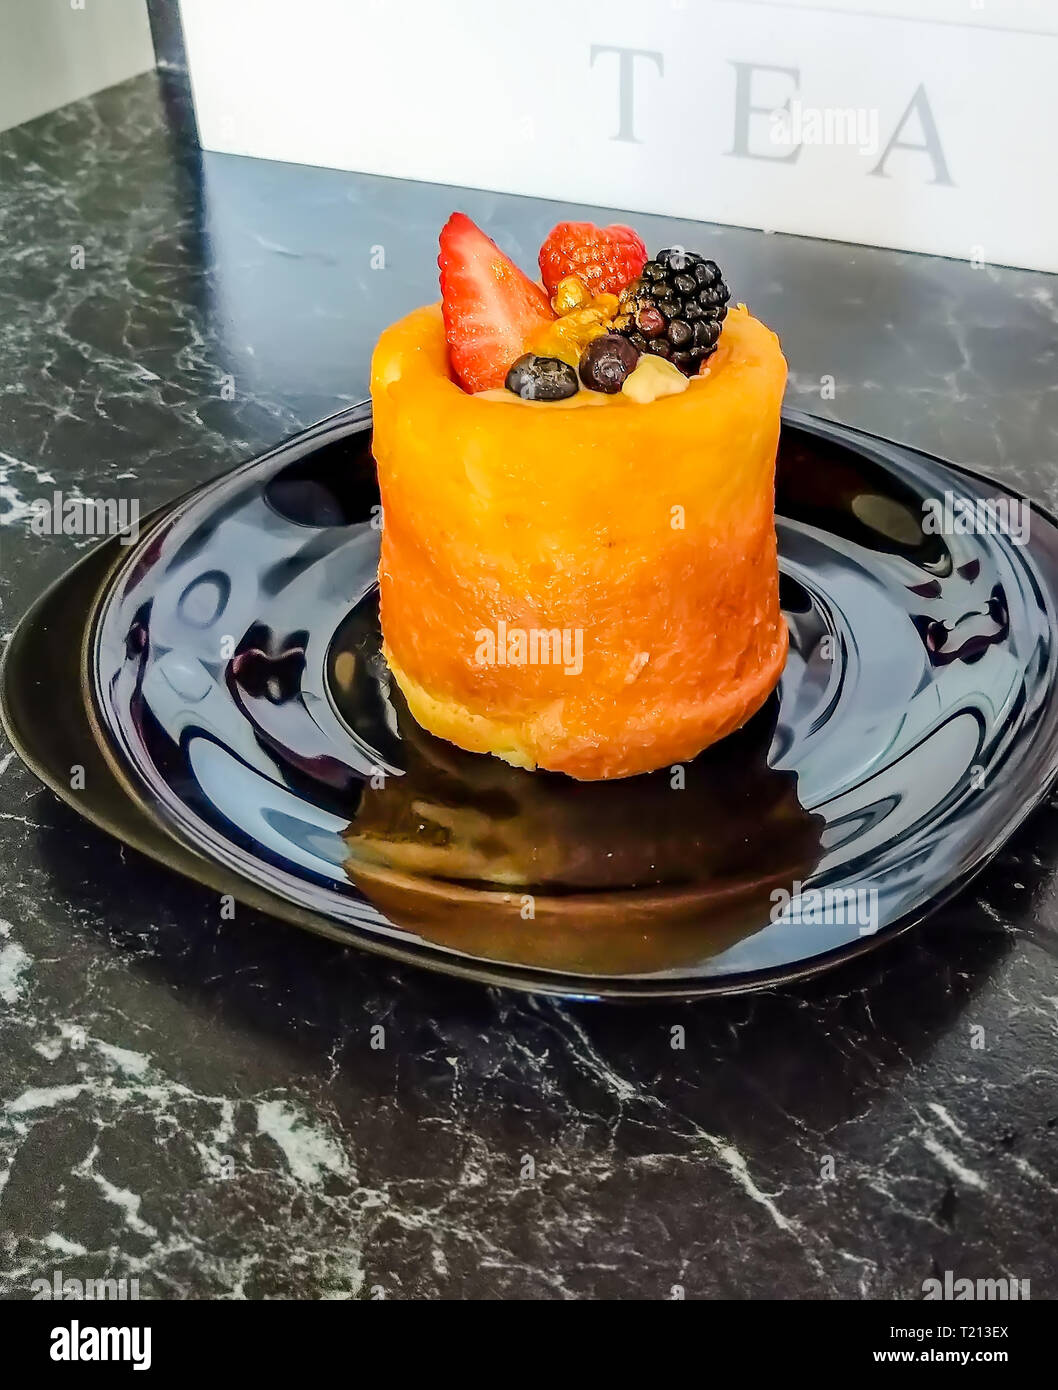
370 214 787 780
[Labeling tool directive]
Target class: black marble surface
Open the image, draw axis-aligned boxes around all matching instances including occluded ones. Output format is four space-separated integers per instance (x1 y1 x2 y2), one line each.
1 72 1057 1301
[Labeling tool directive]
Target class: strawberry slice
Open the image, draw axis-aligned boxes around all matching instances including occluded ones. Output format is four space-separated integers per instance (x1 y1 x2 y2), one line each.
438 213 555 392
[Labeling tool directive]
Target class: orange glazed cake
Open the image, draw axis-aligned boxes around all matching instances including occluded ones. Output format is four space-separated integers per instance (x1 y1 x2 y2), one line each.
370 214 788 781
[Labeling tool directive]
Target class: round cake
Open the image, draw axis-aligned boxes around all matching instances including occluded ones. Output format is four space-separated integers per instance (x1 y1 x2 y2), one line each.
369 215 788 780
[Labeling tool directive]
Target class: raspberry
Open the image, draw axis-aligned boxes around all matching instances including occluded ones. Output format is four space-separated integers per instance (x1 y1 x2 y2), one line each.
539 222 647 299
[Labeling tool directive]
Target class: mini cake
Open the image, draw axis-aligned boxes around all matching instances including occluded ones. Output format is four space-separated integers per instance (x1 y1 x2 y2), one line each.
370 214 787 780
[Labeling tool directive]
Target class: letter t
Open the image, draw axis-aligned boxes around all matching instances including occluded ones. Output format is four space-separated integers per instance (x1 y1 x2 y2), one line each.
590 45 664 143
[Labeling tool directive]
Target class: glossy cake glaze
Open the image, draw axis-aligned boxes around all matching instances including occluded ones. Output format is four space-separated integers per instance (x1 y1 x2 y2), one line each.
370 302 788 779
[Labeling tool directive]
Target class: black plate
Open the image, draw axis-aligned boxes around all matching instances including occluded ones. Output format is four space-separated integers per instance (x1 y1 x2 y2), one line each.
5 406 1058 998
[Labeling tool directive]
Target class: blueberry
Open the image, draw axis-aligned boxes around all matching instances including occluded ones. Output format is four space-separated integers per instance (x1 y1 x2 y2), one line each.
505 354 579 401
667 319 693 349
645 339 672 358
578 334 640 393
673 273 697 296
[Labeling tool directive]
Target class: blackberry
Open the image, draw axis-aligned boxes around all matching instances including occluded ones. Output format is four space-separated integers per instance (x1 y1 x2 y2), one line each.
615 248 731 376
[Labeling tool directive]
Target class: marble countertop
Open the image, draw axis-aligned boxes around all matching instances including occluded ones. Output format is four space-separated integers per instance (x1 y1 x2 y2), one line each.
1 71 1056 1300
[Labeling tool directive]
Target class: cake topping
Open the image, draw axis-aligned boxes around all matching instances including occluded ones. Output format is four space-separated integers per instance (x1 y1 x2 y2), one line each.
621 354 689 404
528 290 620 368
615 249 731 376
438 215 731 399
505 353 580 401
578 334 640 394
438 212 555 392
539 221 648 299
551 275 592 315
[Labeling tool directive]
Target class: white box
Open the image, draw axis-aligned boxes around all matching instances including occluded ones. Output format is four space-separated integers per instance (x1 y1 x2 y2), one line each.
180 0 1058 273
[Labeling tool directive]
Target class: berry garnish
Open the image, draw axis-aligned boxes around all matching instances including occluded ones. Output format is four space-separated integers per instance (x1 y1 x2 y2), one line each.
578 334 640 394
539 222 648 299
616 249 731 375
439 213 555 392
506 354 580 401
